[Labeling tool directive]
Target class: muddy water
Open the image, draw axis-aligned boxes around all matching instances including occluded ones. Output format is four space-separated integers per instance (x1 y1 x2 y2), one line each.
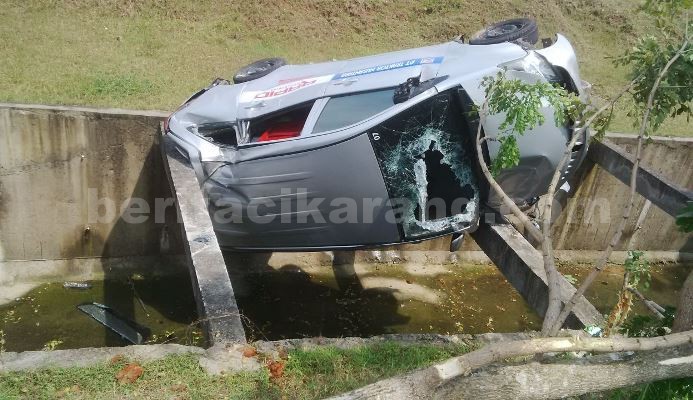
0 276 201 352
236 262 690 341
558 263 689 315
1 263 689 351
236 264 541 341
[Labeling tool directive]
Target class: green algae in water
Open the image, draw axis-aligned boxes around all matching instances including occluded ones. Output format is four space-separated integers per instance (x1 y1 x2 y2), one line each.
0 276 201 352
236 264 543 340
2 264 688 350
235 263 690 341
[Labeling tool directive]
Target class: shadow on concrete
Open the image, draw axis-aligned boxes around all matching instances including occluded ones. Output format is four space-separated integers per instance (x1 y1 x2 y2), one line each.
223 251 409 341
99 143 190 346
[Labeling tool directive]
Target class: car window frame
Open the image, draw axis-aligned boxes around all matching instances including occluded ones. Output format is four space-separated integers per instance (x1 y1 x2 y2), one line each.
304 87 398 136
191 121 240 149
236 101 317 148
236 88 399 148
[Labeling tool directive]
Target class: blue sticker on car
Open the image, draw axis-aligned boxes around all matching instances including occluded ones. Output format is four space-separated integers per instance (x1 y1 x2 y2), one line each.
333 56 444 80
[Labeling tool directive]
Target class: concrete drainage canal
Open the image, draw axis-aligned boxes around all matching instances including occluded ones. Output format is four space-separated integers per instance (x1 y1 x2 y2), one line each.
0 258 690 352
0 104 691 353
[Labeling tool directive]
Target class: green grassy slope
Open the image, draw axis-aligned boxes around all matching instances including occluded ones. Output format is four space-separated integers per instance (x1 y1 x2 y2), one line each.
0 0 689 135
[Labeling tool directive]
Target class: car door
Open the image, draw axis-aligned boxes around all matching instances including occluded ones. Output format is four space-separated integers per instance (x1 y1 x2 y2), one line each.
366 88 481 241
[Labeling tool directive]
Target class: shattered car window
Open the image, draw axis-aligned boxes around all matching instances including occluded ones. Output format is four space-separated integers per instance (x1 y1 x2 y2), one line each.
312 88 395 133
370 89 480 239
196 122 238 147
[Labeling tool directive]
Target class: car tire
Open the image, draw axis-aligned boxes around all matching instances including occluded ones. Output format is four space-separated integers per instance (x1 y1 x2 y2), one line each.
469 18 539 45
232 57 286 84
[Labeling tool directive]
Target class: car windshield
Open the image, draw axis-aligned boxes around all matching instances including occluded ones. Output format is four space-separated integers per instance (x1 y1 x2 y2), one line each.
312 88 395 133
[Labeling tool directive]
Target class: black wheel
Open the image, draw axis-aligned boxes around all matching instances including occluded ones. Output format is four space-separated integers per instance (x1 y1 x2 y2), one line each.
233 57 286 84
469 18 539 45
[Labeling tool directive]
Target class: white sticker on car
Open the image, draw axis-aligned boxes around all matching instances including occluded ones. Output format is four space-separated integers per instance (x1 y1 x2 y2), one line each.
238 56 444 103
240 74 333 103
333 56 444 80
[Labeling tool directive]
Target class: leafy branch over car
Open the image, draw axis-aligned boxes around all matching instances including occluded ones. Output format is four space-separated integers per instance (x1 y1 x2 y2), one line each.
477 0 692 341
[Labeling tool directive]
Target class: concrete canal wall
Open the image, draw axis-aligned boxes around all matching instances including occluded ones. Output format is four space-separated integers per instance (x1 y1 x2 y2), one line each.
551 133 692 253
0 104 183 287
0 104 690 284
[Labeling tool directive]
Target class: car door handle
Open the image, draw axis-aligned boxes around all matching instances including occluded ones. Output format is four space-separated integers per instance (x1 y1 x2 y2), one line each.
244 101 266 109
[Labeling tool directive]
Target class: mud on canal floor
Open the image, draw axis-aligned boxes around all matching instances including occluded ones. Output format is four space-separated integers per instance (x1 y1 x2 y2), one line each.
0 276 202 352
0 262 690 351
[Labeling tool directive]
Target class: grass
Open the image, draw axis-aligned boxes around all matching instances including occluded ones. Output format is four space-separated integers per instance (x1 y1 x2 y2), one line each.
0 0 689 135
1 341 689 399
82 74 156 102
0 342 469 399
599 378 693 400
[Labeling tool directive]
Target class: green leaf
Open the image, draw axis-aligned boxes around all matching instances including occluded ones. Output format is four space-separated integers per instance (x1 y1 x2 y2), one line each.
490 135 520 176
481 72 584 175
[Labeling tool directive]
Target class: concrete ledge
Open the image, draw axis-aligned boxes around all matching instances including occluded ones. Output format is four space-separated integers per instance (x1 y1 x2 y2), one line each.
589 139 693 217
553 250 693 264
0 102 169 118
234 250 692 272
0 255 187 305
604 132 693 144
2 332 558 374
2 250 688 294
0 255 186 285
161 133 246 345
0 344 204 373
252 332 542 353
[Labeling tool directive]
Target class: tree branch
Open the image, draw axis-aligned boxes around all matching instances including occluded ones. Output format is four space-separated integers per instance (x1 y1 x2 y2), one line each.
605 270 634 336
330 330 693 400
474 102 543 243
673 270 693 332
435 345 693 400
538 79 640 335
548 37 690 335
628 286 666 319
435 330 693 380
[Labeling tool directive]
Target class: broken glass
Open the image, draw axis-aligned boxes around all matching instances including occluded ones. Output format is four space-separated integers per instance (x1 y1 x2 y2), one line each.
370 89 480 239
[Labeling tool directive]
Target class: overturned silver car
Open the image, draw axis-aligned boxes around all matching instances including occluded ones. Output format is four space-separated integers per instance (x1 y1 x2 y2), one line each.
165 19 589 251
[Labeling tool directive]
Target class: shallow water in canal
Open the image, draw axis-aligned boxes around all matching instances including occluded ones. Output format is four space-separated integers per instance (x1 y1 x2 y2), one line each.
0 262 689 351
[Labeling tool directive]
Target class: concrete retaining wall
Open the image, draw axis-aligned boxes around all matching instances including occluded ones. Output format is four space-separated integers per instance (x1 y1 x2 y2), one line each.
552 133 692 253
0 104 184 286
0 104 690 283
